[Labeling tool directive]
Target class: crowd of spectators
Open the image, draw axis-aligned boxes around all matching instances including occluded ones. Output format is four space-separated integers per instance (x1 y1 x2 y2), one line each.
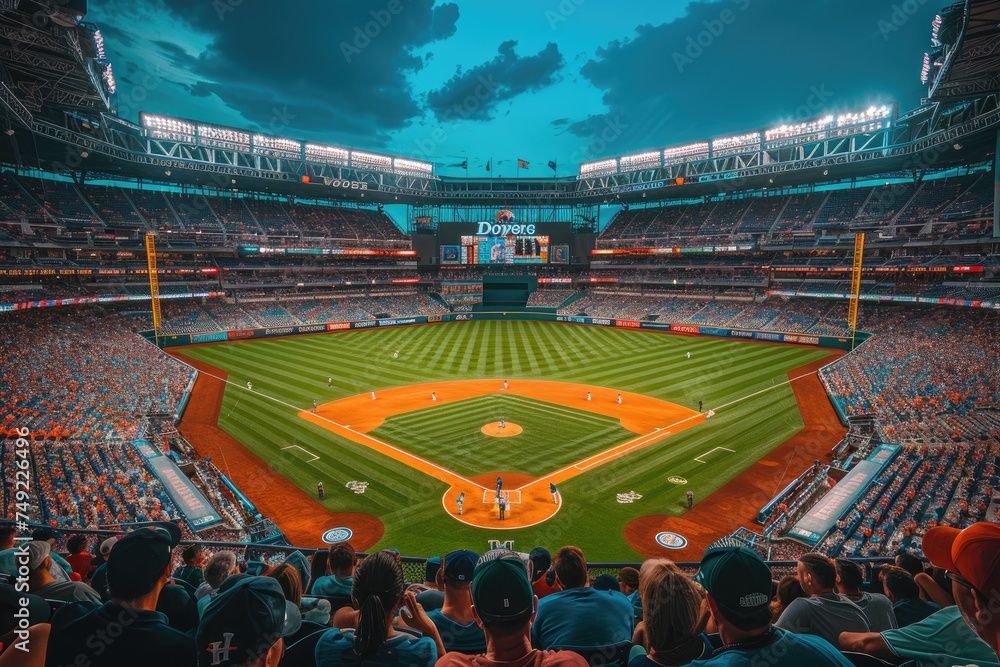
5 527 1000 667
0 309 193 441
821 306 1000 443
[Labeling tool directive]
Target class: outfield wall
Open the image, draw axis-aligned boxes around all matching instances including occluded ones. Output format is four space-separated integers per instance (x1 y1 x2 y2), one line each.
143 312 867 351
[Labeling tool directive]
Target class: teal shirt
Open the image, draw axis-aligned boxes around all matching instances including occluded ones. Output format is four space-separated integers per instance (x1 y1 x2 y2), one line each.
312 574 353 597
626 590 643 622
531 587 634 650
314 627 437 667
426 609 486 654
690 627 853 667
880 605 999 667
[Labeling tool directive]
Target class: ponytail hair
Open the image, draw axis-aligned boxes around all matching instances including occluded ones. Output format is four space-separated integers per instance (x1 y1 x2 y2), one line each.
352 550 405 659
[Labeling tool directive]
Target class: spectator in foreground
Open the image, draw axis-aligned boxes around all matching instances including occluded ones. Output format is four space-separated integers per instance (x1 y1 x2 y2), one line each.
436 551 587 667
879 566 939 627
196 576 295 667
307 548 331 594
44 524 194 667
315 550 445 666
173 543 207 589
631 559 711 666
196 550 239 616
838 604 997 665
64 535 95 582
529 547 558 600
30 528 71 582
775 553 870 645
770 575 806 622
414 556 445 612
924 522 1000 661
692 545 853 666
427 550 486 654
313 541 357 597
834 558 897 631
618 566 643 623
22 541 100 604
531 546 634 650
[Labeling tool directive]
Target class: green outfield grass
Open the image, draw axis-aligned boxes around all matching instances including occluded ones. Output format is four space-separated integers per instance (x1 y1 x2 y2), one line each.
371 394 635 477
180 320 830 559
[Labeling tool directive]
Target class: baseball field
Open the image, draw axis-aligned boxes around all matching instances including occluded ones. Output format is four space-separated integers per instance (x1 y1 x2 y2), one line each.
175 319 834 560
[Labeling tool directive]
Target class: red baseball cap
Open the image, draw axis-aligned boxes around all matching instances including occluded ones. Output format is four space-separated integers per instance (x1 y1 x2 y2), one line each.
923 523 1000 596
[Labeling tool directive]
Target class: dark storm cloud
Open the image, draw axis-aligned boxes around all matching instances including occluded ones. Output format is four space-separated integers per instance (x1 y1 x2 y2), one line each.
150 0 460 144
571 0 934 157
425 40 565 122
153 40 198 69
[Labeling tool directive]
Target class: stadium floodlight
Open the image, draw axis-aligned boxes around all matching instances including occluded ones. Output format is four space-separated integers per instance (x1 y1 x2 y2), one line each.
393 157 433 176
579 158 618 177
198 123 250 150
711 132 761 157
252 134 302 158
305 143 349 165
93 30 106 60
102 63 116 94
618 151 661 172
764 116 833 142
663 142 709 166
931 14 942 46
351 150 393 170
141 113 196 143
921 53 933 84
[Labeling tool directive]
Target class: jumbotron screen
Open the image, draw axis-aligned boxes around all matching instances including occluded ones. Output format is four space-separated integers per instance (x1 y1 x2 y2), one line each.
438 221 570 266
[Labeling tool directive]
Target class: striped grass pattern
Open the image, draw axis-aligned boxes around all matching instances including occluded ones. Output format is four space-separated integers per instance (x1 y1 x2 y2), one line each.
181 321 829 559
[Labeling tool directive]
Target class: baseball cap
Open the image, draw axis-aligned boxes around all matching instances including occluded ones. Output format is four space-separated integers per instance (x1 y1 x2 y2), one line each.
197 577 299 666
471 556 534 623
31 527 60 541
923 523 1000 597
443 550 479 582
528 547 551 580
618 566 640 589
696 546 772 629
25 541 51 570
107 525 181 600
424 556 442 582
99 536 120 557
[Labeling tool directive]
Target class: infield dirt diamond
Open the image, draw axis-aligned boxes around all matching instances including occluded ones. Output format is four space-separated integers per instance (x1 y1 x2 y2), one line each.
299 378 704 529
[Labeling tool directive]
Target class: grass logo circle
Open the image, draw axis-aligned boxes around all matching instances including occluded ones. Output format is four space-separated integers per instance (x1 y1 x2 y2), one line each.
655 531 689 549
667 476 688 485
322 527 354 544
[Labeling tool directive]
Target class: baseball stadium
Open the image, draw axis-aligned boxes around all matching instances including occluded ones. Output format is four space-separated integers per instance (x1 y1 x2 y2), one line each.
1 0 1000 665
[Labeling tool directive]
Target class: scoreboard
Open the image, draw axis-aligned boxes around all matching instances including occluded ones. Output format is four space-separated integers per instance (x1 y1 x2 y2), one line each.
438 222 571 266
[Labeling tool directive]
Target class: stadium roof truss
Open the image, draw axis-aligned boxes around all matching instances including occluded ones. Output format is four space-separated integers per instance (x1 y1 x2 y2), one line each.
0 0 998 205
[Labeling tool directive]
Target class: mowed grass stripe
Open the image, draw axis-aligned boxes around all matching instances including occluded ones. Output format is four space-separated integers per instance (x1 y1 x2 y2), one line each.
181 320 828 559
372 394 634 476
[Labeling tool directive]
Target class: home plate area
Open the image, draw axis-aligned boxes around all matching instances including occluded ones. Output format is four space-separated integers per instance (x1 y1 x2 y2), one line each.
481 489 522 505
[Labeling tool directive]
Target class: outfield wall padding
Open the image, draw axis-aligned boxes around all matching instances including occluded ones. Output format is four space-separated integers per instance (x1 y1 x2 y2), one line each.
146 312 868 351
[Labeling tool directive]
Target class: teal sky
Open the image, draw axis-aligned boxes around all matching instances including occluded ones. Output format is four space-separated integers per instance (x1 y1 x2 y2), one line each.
90 0 940 177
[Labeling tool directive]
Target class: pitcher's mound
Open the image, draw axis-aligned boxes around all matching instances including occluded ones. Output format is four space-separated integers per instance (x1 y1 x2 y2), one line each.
481 422 522 437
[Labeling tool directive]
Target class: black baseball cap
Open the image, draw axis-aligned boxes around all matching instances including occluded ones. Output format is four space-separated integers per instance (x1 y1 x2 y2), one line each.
696 546 772 630
197 577 299 666
443 550 479 582
107 525 181 600
471 556 534 623
31 527 61 541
